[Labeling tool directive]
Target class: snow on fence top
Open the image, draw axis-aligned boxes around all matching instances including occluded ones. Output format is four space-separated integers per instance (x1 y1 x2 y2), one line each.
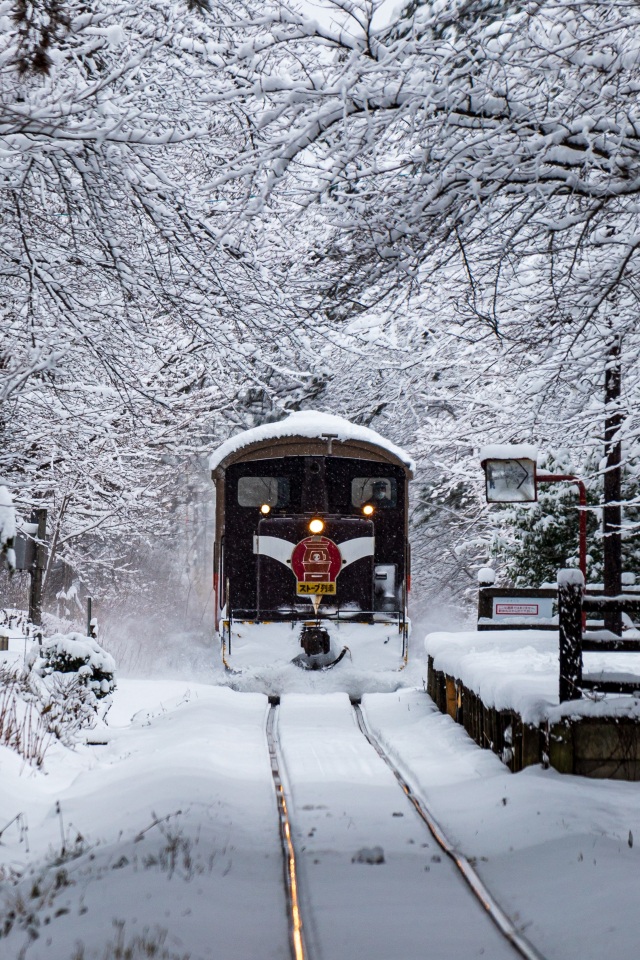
478 443 538 463
557 568 585 587
209 411 416 472
425 629 640 724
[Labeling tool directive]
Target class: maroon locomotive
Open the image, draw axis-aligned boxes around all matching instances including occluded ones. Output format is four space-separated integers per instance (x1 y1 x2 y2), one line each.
209 412 413 670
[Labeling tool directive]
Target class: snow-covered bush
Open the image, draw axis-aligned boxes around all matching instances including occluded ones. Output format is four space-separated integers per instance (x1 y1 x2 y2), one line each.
0 665 52 766
28 633 116 739
0 635 117 762
29 633 116 699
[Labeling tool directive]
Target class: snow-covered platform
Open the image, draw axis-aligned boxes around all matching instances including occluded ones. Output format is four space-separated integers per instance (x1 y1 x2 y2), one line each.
426 629 640 780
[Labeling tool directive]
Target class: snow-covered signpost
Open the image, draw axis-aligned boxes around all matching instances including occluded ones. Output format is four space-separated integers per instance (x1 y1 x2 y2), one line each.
481 449 590 699
480 446 587 582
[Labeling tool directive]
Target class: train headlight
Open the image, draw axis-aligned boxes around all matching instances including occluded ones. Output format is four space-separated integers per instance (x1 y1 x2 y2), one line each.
362 504 375 516
260 503 271 515
309 518 324 534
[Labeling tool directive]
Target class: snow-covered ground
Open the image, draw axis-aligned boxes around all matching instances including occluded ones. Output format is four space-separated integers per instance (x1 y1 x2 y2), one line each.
364 690 640 960
2 635 640 960
0 682 289 960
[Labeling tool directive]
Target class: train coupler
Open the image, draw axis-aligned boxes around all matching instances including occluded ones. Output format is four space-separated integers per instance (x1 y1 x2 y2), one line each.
300 625 331 657
292 643 351 671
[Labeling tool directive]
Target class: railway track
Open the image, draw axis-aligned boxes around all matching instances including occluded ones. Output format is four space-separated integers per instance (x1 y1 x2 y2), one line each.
350 699 546 960
266 696 308 960
266 694 546 960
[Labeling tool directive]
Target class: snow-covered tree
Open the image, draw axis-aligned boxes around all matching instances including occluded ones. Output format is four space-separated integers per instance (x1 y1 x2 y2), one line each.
0 0 345 599
235 1 640 594
4 0 640 613
204 0 640 462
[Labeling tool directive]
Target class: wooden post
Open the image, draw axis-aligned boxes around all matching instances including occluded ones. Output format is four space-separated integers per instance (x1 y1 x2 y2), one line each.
427 656 436 700
558 569 584 702
603 336 622 635
548 721 574 774
28 508 47 628
477 567 495 625
477 589 493 625
445 676 457 719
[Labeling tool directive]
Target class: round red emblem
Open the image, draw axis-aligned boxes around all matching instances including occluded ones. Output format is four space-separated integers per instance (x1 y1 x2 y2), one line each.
290 536 342 584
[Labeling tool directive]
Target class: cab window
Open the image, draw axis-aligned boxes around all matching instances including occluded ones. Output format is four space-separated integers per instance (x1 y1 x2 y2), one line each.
237 476 290 508
351 477 397 508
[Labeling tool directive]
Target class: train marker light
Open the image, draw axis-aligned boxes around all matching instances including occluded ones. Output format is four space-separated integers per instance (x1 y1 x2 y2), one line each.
308 518 324 534
362 504 375 516
260 503 271 515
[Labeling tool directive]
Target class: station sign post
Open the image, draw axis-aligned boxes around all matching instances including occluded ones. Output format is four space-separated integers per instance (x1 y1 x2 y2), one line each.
480 445 587 581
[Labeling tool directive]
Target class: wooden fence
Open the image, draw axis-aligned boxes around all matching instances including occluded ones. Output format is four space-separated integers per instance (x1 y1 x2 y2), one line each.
558 570 640 702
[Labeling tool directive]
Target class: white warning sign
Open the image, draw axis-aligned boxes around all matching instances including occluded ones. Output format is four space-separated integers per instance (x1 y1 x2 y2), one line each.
493 598 554 619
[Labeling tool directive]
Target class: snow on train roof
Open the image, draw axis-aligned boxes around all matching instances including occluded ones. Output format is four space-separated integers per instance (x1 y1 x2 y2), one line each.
209 411 415 472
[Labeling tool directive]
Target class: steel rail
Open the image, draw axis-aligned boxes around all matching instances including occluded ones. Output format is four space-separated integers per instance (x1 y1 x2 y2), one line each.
266 698 309 960
351 700 547 960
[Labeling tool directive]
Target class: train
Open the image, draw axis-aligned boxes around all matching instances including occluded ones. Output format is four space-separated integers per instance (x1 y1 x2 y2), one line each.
209 411 414 670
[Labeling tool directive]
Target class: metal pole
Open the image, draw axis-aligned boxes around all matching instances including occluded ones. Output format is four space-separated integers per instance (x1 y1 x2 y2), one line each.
578 483 587 585
537 475 587 581
28 508 47 628
603 336 622 634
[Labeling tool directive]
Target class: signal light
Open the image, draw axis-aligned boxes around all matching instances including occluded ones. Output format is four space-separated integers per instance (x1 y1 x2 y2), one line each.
309 518 324 534
260 503 271 515
362 504 375 516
